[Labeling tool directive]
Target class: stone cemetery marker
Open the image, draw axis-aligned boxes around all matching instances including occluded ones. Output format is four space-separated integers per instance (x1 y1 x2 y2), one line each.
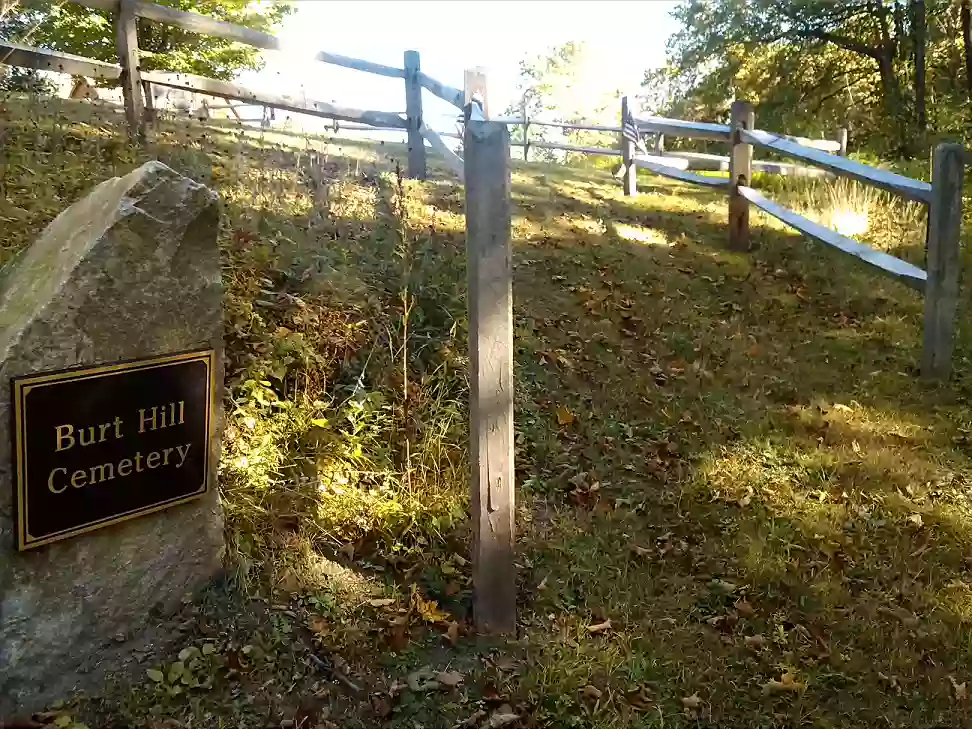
0 161 224 713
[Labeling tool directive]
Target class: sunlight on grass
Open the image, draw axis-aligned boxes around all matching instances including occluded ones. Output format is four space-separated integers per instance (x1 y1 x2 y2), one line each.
613 222 670 247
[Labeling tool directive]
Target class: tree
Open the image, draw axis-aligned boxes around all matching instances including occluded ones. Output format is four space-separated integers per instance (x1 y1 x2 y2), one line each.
1 0 293 80
962 0 972 96
651 0 959 156
505 41 621 162
912 0 926 133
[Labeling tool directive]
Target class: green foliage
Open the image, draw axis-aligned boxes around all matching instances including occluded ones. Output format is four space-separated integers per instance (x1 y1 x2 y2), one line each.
1 0 293 80
651 0 970 156
504 41 621 161
0 66 57 95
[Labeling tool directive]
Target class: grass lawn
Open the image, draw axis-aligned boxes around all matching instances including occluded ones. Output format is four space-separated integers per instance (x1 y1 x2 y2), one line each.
4 95 972 729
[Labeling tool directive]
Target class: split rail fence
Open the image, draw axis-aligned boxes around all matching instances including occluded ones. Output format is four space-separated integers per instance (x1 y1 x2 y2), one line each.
0 0 965 635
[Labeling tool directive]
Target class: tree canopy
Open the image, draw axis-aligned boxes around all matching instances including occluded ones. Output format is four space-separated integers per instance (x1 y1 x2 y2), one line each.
1 0 293 80
648 0 971 156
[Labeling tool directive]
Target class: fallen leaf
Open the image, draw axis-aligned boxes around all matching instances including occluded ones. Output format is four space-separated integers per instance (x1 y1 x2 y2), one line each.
437 670 464 688
407 666 440 692
387 621 409 651
445 621 460 646
763 671 806 694
307 615 329 636
555 406 575 426
536 576 549 590
626 686 653 711
681 693 702 710
368 598 396 608
453 710 488 729
586 619 612 634
950 675 968 701
582 684 603 700
412 587 451 624
370 694 393 718
486 706 519 729
146 668 164 683
734 599 755 617
907 513 923 527
744 634 766 650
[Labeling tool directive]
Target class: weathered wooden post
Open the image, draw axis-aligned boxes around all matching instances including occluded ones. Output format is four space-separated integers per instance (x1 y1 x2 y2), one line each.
620 95 636 196
838 127 849 157
522 100 530 162
141 79 155 125
464 87 515 634
464 67 489 118
728 100 755 251
922 143 965 380
116 0 144 140
654 133 665 155
404 50 427 180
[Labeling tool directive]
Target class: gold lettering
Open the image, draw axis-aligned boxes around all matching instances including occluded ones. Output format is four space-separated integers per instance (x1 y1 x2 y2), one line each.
70 469 87 488
47 467 67 493
146 451 161 469
138 407 157 433
89 462 115 483
98 422 111 442
55 424 75 452
176 443 191 467
78 426 97 447
114 416 124 439
162 447 174 465
118 458 133 477
178 400 185 425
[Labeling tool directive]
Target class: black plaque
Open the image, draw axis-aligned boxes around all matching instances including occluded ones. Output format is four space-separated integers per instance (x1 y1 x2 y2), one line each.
12 350 214 551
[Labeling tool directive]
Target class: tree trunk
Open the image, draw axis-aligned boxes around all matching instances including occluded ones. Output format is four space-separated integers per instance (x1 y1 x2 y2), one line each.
894 0 906 58
912 0 927 133
962 0 972 96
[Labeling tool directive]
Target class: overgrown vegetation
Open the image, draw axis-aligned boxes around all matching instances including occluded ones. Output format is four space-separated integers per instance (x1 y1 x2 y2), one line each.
5 94 972 729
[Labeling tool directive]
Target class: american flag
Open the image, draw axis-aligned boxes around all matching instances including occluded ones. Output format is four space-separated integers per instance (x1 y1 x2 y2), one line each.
622 109 648 154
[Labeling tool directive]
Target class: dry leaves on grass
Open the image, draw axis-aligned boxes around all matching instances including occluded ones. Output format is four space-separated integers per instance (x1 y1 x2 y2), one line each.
681 693 702 710
411 586 451 625
950 675 968 701
586 619 612 634
581 685 603 700
763 671 806 695
555 406 575 426
368 598 396 608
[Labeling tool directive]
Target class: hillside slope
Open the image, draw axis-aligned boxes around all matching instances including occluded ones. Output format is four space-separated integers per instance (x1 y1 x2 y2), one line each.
4 95 972 729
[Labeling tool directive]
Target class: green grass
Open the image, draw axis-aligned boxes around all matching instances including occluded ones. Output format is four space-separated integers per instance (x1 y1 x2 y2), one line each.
4 95 972 729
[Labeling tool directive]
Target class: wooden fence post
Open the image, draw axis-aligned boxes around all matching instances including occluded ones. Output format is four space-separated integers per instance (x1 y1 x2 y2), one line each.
141 79 155 125
620 95 636 196
728 100 755 251
654 133 665 155
116 0 144 140
404 50 427 180
463 108 515 635
838 127 849 156
464 67 489 118
922 142 965 380
522 100 530 162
